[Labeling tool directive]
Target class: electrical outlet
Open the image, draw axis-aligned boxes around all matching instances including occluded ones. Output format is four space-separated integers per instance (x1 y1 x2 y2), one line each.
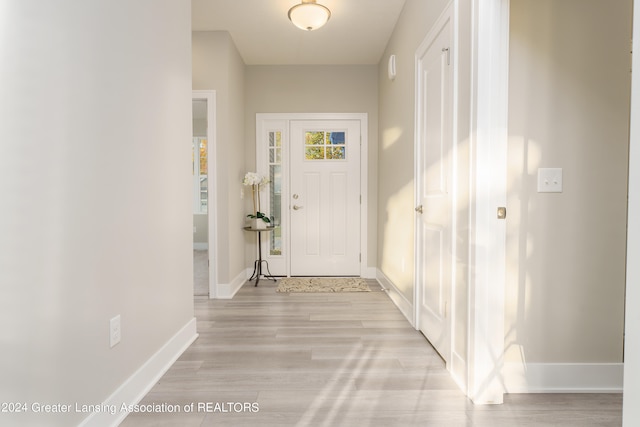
110 315 121 348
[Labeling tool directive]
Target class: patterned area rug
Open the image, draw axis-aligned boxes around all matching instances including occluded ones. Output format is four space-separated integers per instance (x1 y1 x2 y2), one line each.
276 277 371 293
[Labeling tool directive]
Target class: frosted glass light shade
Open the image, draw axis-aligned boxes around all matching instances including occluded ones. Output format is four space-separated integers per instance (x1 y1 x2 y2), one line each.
288 1 331 31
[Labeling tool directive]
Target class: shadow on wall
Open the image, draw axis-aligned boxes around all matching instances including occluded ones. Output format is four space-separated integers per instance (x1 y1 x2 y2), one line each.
504 135 540 367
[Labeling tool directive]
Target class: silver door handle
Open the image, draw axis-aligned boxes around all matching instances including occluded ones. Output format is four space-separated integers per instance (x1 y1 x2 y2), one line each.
293 205 303 210
415 205 423 214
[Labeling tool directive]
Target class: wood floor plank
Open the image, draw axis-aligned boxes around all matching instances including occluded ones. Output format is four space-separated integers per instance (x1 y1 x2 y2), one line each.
119 280 622 427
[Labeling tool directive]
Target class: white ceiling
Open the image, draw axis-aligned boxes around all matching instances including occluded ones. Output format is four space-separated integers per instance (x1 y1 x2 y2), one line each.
191 0 407 65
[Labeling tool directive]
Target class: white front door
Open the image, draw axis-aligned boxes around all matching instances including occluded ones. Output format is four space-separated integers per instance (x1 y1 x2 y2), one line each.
415 14 453 361
289 120 361 276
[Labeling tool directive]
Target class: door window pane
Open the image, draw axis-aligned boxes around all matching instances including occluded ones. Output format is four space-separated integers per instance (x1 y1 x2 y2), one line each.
304 131 346 160
327 146 345 159
269 131 282 256
305 146 325 160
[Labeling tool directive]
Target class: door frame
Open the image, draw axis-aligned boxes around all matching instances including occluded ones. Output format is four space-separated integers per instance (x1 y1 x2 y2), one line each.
256 113 370 278
192 90 218 298
466 0 509 404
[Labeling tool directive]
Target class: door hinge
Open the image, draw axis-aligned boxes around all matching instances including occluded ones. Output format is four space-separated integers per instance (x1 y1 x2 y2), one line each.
442 47 450 66
359 253 362 262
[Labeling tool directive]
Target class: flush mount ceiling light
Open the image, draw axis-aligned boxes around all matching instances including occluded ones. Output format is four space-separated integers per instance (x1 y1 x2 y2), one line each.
288 0 331 31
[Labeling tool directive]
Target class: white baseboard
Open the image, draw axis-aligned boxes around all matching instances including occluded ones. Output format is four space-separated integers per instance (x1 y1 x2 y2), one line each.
214 269 249 299
503 362 624 393
376 269 415 328
78 318 198 427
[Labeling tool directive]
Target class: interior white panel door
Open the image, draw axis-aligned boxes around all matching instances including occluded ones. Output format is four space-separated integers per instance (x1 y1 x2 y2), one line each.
416 16 453 362
290 120 360 276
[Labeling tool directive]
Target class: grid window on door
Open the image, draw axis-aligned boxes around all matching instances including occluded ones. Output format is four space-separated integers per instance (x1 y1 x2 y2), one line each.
304 131 346 160
268 131 282 256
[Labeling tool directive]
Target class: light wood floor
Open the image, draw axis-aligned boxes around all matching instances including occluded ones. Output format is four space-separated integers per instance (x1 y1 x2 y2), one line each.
120 280 622 426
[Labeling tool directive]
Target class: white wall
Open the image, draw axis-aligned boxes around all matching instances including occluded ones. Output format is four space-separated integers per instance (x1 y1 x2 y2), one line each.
506 0 630 368
377 0 451 303
0 1 194 426
193 32 246 288
623 0 640 423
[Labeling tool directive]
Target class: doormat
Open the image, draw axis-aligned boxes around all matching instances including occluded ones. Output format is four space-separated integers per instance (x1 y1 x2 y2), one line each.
276 277 371 293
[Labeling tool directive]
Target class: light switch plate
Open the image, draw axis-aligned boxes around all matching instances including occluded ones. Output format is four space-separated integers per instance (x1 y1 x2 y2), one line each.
537 168 563 193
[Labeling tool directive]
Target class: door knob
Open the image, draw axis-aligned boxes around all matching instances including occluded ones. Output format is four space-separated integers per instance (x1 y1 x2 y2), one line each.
293 205 303 210
415 205 423 214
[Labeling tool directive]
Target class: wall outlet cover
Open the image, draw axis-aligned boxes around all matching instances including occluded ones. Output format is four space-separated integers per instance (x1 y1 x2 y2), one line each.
537 168 563 193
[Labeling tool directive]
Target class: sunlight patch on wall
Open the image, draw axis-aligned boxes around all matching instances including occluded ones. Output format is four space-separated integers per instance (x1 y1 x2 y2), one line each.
507 135 542 177
380 181 415 297
381 126 403 150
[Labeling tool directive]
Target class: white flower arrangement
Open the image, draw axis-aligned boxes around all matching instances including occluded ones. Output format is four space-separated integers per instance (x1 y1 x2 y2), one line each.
242 172 269 187
243 172 271 227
